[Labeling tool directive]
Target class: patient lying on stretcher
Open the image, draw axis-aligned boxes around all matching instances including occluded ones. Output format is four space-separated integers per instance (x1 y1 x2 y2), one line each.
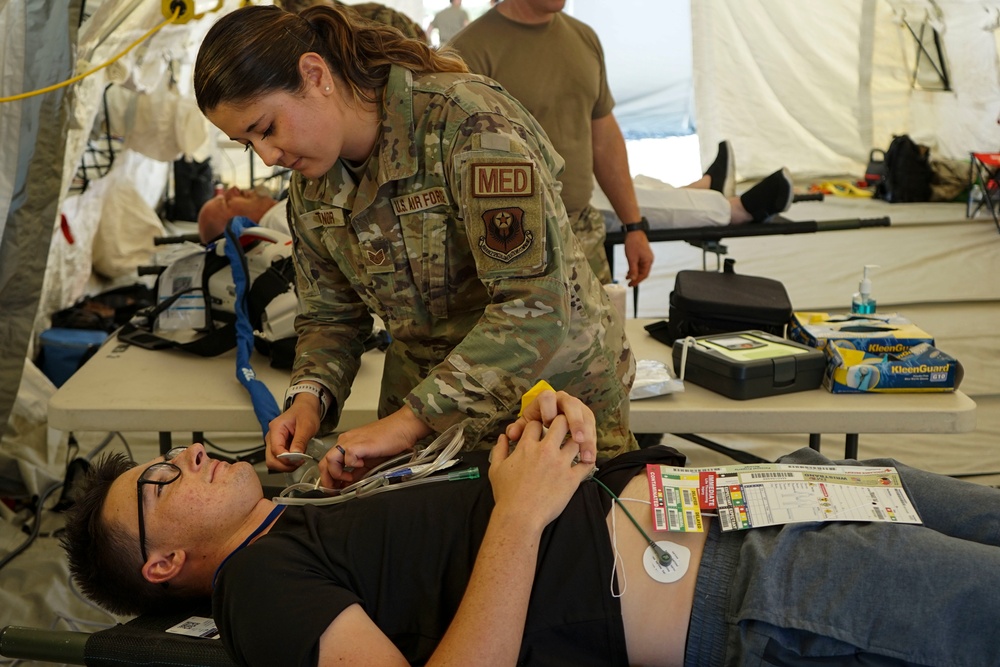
594 140 798 230
61 389 1000 666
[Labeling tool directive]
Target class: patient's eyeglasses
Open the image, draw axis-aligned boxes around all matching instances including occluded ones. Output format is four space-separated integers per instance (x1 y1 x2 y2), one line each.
137 447 186 565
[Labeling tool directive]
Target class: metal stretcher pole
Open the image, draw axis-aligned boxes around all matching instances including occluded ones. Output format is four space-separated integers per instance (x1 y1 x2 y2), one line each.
0 626 88 665
605 217 891 309
604 216 891 249
650 216 891 243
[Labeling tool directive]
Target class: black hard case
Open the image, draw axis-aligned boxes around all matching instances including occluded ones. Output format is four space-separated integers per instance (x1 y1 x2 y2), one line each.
670 331 826 400
664 265 793 344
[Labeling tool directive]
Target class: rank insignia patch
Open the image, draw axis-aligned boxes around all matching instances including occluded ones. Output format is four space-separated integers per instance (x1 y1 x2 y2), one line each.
480 207 532 262
361 238 393 274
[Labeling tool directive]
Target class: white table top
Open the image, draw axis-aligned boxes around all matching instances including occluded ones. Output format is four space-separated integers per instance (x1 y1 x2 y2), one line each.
48 320 976 438
47 335 382 434
627 321 977 435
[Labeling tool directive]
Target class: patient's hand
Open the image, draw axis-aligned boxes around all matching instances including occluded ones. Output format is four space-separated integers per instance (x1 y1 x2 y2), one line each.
490 415 595 531
504 390 598 464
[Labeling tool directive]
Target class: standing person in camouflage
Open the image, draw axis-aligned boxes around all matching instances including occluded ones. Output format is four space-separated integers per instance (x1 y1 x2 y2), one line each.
193 4 638 488
450 0 654 287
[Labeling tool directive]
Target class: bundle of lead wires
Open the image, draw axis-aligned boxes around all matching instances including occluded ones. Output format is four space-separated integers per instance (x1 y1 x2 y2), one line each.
274 423 466 506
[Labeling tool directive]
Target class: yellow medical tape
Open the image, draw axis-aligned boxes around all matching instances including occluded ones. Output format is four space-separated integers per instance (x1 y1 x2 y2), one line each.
519 380 555 416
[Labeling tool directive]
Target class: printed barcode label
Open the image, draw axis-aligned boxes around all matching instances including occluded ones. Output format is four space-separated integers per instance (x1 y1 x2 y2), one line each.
682 488 693 505
654 507 665 526
874 507 885 520
668 508 681 531
166 616 220 639
720 510 732 531
685 509 696 528
745 472 797 480
665 487 679 506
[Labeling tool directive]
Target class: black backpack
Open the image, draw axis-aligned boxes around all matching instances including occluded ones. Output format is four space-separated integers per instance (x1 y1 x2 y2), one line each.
875 135 933 203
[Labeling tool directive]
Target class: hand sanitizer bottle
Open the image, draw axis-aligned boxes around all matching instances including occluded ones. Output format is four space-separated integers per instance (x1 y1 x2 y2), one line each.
851 265 879 314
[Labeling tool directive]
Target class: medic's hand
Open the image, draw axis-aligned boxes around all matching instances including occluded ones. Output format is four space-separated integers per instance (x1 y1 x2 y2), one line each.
624 231 654 287
489 415 595 531
317 406 433 488
266 395 321 472
504 389 598 465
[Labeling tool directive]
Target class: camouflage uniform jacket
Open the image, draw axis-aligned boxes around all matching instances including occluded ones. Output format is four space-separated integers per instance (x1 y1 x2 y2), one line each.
287 65 637 454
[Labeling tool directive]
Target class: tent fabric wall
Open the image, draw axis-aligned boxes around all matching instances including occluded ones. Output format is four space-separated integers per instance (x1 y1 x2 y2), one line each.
692 0 1000 180
575 0 695 139
0 0 79 433
0 0 223 480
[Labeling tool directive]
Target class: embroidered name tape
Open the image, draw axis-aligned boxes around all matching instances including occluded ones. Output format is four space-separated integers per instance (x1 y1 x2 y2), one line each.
471 163 534 198
302 208 346 228
391 187 448 215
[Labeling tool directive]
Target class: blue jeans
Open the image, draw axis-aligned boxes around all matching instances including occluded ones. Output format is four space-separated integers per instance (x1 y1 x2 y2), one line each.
685 447 1000 667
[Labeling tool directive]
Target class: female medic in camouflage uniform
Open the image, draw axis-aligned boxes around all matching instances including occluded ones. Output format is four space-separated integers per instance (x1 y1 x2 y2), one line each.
193 4 637 488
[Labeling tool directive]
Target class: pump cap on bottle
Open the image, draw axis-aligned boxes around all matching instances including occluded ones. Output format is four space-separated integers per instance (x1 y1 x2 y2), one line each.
852 264 880 314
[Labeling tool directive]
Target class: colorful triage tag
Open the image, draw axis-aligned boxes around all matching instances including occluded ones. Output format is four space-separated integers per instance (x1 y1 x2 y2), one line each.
646 463 923 532
646 465 706 532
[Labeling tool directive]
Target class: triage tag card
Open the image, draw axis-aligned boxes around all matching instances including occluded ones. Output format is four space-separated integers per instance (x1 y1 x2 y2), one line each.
646 465 705 532
713 464 923 531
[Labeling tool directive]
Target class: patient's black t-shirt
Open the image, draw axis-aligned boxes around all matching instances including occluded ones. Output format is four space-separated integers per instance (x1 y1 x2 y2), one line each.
213 447 684 666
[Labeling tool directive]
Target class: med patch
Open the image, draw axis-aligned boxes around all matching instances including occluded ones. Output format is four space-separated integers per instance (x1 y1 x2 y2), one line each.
463 156 545 276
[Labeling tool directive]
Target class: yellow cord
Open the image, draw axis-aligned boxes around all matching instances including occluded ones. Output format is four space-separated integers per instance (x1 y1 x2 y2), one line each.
0 7 181 105
811 180 874 198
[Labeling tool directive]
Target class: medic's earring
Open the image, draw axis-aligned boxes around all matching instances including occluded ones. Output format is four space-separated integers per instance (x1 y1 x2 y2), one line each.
325 86 330 92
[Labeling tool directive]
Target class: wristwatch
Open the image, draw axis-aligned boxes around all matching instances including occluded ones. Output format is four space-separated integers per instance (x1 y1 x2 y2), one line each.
622 216 650 235
283 383 331 420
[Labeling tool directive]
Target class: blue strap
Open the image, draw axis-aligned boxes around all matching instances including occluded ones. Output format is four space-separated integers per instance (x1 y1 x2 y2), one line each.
223 217 280 438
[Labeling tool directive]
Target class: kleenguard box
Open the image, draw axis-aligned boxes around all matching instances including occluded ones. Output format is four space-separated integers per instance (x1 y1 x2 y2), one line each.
789 312 935 355
824 341 961 393
671 331 826 400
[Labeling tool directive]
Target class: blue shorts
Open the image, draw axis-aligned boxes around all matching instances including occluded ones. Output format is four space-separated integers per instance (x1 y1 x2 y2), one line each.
685 447 1000 667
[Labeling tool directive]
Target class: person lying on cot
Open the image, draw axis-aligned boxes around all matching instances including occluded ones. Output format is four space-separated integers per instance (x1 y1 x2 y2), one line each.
61 390 1000 667
197 185 288 243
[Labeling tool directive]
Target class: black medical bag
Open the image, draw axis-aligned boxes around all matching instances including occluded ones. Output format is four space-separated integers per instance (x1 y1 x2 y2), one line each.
653 260 793 345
